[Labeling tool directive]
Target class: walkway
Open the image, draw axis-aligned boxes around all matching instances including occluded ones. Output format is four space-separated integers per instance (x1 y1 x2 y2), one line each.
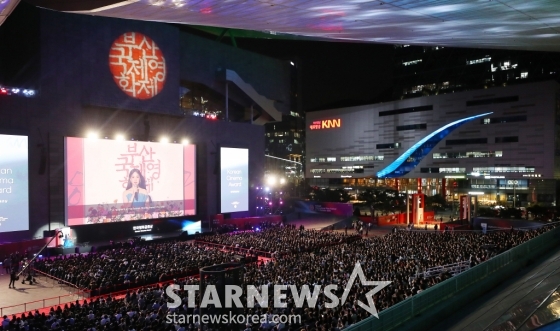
434 246 560 331
0 272 82 316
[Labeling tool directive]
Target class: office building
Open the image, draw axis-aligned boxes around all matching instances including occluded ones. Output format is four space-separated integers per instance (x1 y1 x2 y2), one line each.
306 80 560 207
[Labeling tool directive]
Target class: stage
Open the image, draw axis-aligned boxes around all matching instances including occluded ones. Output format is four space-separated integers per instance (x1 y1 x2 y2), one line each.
0 273 82 317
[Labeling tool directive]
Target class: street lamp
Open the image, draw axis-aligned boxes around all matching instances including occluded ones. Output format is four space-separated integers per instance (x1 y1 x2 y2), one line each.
508 179 518 208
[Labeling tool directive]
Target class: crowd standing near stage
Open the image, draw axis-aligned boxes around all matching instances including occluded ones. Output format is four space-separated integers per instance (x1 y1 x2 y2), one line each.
6 223 555 331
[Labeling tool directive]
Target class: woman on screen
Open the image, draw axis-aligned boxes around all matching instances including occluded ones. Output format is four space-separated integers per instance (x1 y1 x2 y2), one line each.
123 169 151 208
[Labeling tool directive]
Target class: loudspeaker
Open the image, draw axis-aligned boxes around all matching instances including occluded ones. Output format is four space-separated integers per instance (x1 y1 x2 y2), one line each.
43 230 56 238
223 213 231 220
38 146 46 175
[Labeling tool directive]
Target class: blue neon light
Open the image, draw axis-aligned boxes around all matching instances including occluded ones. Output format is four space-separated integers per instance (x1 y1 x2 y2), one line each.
376 112 493 178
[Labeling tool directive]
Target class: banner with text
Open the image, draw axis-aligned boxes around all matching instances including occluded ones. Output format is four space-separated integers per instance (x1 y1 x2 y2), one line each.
220 147 249 213
0 134 29 232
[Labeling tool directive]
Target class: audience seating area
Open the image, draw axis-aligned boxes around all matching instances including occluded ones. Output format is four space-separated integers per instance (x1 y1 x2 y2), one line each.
2 224 554 331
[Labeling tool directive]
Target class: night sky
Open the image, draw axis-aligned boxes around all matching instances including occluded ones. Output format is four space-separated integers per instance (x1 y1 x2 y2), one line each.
235 38 395 112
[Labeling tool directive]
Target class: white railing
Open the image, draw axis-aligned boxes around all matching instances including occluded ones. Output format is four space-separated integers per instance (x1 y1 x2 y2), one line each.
416 260 471 279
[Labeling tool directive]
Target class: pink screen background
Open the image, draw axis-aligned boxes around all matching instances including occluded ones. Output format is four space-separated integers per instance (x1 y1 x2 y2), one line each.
66 137 196 226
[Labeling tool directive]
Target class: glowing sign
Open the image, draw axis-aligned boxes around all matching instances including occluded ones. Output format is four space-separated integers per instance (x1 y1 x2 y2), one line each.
309 118 342 130
133 224 153 233
109 32 166 100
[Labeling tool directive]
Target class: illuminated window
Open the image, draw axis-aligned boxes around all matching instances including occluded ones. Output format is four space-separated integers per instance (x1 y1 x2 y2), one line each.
467 56 491 65
439 168 466 173
340 155 384 161
521 72 528 79
420 168 466 174
402 59 422 66
326 157 336 162
326 168 355 173
481 115 526 124
473 166 535 173
433 151 502 159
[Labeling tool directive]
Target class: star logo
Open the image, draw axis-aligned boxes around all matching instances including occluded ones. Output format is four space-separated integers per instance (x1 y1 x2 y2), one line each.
340 262 391 318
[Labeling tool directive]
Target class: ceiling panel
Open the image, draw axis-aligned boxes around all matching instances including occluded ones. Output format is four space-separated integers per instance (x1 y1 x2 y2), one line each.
23 0 560 51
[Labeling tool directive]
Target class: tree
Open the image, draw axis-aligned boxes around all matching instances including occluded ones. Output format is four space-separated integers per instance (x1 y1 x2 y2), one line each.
499 207 522 219
527 204 552 221
424 194 448 212
306 187 350 202
477 207 498 217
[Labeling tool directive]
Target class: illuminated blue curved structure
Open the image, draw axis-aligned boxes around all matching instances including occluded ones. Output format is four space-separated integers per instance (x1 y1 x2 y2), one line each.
376 112 493 178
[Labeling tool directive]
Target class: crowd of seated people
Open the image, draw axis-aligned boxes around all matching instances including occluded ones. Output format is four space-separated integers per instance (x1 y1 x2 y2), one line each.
213 220 284 234
251 226 556 328
34 242 253 296
199 227 357 255
18 224 557 331
165 225 558 331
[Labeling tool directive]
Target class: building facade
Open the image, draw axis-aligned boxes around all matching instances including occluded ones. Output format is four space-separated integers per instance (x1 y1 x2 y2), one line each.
0 7 290 241
392 45 560 101
306 80 560 207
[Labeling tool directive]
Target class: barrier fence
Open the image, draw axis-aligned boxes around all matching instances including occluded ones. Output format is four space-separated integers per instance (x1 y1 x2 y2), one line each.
194 240 273 258
2 257 264 317
0 274 86 317
33 253 259 298
194 235 362 258
346 225 560 331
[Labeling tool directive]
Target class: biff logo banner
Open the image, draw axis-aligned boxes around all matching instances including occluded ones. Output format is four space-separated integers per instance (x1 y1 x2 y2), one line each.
309 118 341 130
109 32 166 100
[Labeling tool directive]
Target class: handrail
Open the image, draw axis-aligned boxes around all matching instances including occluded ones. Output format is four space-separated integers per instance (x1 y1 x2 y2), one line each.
416 260 471 278
0 274 86 317
33 268 82 290
194 240 272 258
1 258 263 317
194 235 361 258
33 252 260 298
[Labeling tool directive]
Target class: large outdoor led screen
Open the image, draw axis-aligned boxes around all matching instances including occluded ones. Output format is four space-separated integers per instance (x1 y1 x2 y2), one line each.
220 147 248 213
0 134 29 232
65 137 196 226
